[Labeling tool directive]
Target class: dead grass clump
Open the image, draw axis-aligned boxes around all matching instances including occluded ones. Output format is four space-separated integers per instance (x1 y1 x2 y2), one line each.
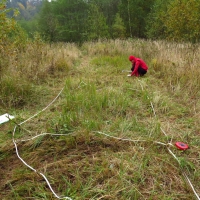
0 75 34 108
0 41 82 109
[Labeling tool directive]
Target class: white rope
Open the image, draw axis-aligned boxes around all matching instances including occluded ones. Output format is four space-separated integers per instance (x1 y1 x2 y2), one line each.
12 87 73 200
95 130 199 199
12 127 36 172
183 172 200 200
39 172 72 200
122 70 132 73
19 87 64 126
94 131 168 146
137 79 199 200
17 132 74 142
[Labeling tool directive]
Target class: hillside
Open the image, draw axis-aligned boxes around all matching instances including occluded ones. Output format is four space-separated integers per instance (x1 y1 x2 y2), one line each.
0 39 200 200
6 0 42 20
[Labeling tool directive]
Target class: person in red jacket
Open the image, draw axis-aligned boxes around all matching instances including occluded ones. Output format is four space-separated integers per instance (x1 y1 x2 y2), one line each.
128 55 148 77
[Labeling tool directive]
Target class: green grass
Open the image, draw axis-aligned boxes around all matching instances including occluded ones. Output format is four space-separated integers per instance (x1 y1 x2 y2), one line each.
0 39 200 200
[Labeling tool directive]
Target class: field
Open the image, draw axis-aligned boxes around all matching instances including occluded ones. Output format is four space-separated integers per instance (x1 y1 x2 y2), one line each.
0 39 200 200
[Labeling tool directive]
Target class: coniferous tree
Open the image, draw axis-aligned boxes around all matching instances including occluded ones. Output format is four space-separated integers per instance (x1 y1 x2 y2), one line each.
112 13 126 39
86 2 109 40
88 0 120 33
52 0 88 42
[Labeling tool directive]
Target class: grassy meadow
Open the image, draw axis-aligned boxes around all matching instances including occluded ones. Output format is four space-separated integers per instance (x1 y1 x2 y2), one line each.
0 39 200 200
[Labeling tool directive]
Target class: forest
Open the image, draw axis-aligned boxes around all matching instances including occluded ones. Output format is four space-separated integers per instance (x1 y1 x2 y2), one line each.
4 0 200 43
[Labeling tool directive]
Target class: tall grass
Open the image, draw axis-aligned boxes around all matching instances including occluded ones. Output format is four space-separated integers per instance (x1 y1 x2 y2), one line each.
0 39 200 200
0 38 81 108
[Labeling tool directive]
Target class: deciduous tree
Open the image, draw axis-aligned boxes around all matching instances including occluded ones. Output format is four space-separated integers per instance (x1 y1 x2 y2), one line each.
119 0 155 38
164 0 200 42
145 0 170 39
0 0 26 77
38 0 58 42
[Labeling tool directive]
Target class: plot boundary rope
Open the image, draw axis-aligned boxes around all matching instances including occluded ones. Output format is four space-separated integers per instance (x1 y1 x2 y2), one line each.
137 79 200 200
11 78 200 200
12 86 72 200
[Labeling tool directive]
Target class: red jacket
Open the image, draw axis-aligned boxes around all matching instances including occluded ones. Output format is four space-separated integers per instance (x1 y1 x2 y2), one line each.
131 57 148 76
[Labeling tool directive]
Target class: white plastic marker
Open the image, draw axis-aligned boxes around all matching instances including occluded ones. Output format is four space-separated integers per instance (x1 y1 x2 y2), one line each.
121 70 132 77
0 113 15 124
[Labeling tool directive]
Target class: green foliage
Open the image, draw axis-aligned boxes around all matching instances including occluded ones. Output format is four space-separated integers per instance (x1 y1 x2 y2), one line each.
164 0 200 42
145 0 170 39
86 3 110 40
37 0 111 42
146 0 200 42
51 0 89 43
18 18 39 38
3 0 200 43
89 0 121 28
0 1 18 49
6 0 42 37
38 0 57 42
112 13 126 39
119 0 155 38
0 0 26 77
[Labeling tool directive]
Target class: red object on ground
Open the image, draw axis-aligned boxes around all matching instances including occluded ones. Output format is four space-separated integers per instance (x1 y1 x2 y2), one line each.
175 142 189 150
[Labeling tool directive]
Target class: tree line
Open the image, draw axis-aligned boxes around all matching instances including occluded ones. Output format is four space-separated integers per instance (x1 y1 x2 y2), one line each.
5 0 200 43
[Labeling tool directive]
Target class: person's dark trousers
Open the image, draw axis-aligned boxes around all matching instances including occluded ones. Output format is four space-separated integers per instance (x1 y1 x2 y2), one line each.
131 65 147 76
138 67 147 76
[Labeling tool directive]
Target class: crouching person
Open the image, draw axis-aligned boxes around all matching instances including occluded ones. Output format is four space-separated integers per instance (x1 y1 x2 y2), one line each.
128 55 148 77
